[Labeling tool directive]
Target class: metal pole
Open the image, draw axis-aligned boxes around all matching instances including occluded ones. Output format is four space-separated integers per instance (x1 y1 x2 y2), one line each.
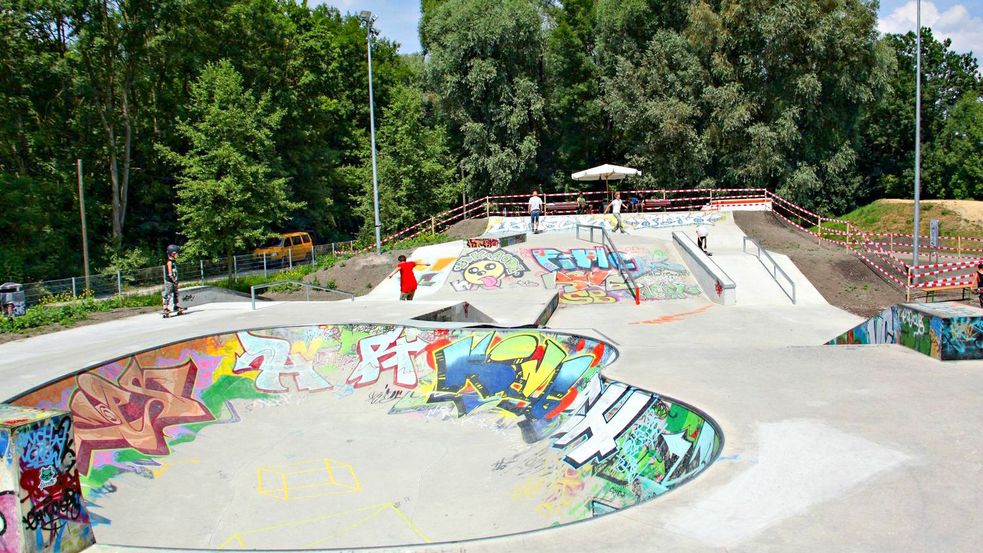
117 271 122 298
364 13 382 255
263 253 268 277
200 260 204 285
72 277 77 298
77 159 90 291
288 249 293 269
233 256 238 277
912 0 922 267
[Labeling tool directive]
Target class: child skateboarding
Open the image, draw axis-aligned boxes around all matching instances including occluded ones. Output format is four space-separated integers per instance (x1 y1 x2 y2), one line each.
162 244 187 318
391 255 429 301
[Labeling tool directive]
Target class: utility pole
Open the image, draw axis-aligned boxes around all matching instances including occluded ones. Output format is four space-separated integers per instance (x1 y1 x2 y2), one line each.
77 159 91 290
912 0 923 267
361 11 382 255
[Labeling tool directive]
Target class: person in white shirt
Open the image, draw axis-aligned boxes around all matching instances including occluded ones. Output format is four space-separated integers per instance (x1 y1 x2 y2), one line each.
528 190 543 234
604 192 627 233
696 223 710 254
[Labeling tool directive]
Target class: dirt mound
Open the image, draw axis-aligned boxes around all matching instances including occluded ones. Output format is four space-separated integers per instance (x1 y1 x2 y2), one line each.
445 217 489 239
734 211 906 317
303 248 418 296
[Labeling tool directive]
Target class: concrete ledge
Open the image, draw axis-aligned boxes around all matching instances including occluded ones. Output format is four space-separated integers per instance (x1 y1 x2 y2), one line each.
673 231 736 305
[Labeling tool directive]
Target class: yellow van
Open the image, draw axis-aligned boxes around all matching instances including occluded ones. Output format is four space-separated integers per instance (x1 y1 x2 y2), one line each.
254 232 313 265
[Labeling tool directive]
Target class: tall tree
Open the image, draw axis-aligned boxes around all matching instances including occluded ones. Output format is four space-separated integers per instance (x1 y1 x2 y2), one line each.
349 84 459 238
157 60 300 280
858 29 981 200
604 0 886 214
423 0 546 195
923 92 983 199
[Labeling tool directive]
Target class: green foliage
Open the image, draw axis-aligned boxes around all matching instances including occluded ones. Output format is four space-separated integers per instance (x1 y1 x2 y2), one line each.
349 84 459 238
423 0 546 195
859 29 981 201
924 92 983 200
157 60 302 281
0 291 159 334
604 0 886 214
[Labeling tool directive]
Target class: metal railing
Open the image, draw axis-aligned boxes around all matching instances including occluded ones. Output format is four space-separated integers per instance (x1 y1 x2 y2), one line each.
575 223 641 305
250 280 355 310
742 236 796 304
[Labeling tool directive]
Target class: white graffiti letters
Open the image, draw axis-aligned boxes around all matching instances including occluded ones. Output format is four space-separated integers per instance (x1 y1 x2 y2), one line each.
234 332 332 393
348 328 424 389
553 377 653 467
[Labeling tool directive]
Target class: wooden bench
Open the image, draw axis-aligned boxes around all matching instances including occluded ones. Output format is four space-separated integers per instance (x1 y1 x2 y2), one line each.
643 198 671 211
923 283 975 302
544 201 581 214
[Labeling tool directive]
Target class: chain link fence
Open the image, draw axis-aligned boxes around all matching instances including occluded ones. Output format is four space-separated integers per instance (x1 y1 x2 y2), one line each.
17 240 357 307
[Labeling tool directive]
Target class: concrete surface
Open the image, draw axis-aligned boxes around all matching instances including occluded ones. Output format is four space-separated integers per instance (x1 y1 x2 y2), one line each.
2 210 982 553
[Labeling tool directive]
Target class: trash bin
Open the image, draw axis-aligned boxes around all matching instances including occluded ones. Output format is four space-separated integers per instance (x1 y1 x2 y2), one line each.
0 282 26 317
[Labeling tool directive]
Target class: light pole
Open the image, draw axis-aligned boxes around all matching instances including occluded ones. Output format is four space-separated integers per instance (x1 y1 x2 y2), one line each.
360 10 382 255
912 0 923 267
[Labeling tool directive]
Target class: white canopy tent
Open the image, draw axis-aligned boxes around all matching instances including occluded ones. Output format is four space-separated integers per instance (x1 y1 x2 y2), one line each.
571 164 642 191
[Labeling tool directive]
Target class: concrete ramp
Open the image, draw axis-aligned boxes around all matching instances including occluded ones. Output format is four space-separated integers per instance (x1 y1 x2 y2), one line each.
365 241 465 299
179 285 265 307
829 302 983 360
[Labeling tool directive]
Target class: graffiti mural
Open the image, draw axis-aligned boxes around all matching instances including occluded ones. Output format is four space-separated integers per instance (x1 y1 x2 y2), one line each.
829 303 983 361
9 325 722 541
0 410 95 553
449 248 533 292
484 212 721 235
527 245 702 304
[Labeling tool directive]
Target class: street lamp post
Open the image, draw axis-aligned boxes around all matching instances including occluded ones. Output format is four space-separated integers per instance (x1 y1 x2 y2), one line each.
361 11 382 255
912 0 922 267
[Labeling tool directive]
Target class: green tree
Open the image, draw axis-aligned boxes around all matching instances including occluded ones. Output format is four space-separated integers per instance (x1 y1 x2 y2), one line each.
157 60 301 281
604 0 885 213
859 29 981 200
924 92 983 199
423 0 546 195
349 84 459 239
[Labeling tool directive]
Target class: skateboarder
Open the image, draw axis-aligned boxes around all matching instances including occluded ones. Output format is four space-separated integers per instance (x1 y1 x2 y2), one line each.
528 190 543 234
162 244 186 317
604 192 627 233
696 223 711 255
392 255 428 301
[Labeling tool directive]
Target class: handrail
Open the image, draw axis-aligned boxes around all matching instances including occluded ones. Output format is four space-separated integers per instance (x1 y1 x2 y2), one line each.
574 223 641 305
742 236 796 304
250 280 355 310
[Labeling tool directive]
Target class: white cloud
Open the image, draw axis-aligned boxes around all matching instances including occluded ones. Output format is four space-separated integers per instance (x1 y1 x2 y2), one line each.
879 1 983 59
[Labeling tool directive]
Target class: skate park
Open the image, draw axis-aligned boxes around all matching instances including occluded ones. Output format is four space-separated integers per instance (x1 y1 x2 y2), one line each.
2 197 983 553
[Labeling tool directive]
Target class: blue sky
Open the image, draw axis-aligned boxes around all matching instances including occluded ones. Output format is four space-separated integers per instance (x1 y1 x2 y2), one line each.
315 0 983 59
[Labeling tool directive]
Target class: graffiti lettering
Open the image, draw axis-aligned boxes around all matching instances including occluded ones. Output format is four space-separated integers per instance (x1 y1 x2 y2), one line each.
70 360 215 475
349 328 425 388
466 238 500 248
553 377 653 467
431 333 596 426
234 332 333 392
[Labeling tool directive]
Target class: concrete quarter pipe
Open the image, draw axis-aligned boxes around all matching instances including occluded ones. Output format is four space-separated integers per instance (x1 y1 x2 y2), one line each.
7 325 722 550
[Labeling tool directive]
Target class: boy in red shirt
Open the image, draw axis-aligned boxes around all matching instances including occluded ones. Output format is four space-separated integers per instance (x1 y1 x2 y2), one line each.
392 255 428 300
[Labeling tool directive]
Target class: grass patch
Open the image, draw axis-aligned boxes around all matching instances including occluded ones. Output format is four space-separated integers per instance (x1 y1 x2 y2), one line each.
0 291 160 334
814 200 983 242
215 254 347 294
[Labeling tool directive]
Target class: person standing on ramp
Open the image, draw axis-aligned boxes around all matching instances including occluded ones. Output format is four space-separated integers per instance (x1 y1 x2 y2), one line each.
604 192 627 233
392 255 428 301
528 190 543 234
162 244 186 317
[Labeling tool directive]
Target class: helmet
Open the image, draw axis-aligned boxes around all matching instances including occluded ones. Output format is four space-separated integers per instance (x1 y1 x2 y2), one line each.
166 244 181 256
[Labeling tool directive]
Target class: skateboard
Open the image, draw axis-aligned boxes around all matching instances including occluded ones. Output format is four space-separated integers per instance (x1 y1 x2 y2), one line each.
162 307 187 318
